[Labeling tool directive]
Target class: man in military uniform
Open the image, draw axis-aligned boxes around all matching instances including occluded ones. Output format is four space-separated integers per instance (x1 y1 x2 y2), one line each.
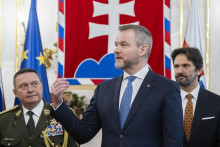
0 68 78 147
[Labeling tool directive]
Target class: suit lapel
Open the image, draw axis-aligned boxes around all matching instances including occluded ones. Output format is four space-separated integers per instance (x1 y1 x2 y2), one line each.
189 88 210 141
12 107 30 142
112 75 123 130
122 70 156 130
31 102 51 141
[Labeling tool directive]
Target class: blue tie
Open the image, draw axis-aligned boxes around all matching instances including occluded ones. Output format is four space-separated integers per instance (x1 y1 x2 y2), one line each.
119 76 136 129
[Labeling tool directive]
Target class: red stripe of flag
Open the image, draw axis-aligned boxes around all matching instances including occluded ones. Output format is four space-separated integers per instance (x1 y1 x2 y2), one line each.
165 30 170 45
91 79 104 85
165 68 171 79
183 40 189 47
58 37 64 52
59 0 64 14
165 0 170 8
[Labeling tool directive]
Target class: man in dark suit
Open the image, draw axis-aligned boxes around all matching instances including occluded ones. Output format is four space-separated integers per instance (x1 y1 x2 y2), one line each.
0 68 78 147
51 24 183 147
171 47 220 147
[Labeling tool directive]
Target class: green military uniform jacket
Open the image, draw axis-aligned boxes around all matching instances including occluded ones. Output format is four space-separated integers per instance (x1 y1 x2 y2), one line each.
0 102 78 147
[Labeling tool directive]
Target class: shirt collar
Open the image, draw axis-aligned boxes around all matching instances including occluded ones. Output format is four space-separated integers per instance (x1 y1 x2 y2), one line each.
123 64 149 80
23 99 44 117
181 84 200 101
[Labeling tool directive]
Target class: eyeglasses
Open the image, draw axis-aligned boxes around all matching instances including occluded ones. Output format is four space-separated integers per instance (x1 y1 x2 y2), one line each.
18 81 40 90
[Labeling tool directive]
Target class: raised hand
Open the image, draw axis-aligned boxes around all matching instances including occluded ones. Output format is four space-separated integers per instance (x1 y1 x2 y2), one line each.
51 78 69 108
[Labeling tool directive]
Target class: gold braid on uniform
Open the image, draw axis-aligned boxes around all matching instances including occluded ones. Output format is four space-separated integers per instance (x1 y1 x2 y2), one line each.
0 105 19 115
42 130 68 147
42 104 78 147
42 131 54 147
62 130 68 147
41 105 78 147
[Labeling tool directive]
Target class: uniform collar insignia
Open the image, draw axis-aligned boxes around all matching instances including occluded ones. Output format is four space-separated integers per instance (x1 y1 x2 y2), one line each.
15 110 21 117
44 108 50 116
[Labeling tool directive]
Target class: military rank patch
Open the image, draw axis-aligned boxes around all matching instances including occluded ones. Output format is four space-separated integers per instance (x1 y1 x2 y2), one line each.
45 119 63 136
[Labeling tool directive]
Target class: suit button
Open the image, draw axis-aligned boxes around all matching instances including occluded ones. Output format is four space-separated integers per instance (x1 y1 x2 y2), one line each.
120 135 123 139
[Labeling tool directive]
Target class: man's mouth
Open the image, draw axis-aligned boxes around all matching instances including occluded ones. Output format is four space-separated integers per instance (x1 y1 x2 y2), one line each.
176 76 187 81
115 56 123 60
27 95 36 98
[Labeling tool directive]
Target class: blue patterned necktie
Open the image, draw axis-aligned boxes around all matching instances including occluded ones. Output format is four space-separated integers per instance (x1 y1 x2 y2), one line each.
119 76 136 129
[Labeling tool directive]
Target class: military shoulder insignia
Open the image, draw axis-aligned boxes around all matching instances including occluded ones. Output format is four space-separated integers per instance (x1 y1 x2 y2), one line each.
0 105 19 115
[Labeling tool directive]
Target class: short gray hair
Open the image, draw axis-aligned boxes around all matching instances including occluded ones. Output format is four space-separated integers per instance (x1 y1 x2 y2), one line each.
119 24 153 58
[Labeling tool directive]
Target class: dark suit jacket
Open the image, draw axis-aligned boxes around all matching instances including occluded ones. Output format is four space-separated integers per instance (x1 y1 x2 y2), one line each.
184 87 220 147
0 101 78 147
52 70 183 147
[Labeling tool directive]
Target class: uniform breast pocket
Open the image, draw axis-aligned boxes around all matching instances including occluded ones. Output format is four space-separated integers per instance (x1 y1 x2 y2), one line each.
0 137 19 147
40 135 64 146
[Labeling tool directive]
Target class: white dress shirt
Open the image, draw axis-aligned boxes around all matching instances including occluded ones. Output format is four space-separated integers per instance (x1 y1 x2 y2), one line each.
181 84 200 119
23 99 44 127
119 64 149 108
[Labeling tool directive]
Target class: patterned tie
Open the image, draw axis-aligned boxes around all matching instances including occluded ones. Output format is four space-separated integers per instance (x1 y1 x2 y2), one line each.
184 94 193 142
27 111 35 136
119 76 136 129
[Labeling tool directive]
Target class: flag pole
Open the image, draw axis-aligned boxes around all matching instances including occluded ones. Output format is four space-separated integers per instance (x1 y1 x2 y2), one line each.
15 0 20 73
206 0 210 90
180 0 184 47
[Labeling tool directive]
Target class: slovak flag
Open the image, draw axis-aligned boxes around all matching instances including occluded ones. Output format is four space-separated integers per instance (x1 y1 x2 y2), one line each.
183 0 207 88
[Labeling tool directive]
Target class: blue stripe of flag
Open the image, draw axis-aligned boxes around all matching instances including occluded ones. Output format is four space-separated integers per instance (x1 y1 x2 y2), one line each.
164 18 170 34
58 62 64 77
59 24 64 40
165 55 171 71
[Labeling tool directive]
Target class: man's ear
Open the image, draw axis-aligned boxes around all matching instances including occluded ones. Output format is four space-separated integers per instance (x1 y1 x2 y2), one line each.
139 45 148 57
196 68 203 76
13 88 16 95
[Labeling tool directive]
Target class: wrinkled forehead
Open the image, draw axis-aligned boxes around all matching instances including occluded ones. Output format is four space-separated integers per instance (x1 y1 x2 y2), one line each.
15 72 40 85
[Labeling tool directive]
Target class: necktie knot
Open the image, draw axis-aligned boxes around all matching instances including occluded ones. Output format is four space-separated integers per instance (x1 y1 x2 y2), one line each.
186 94 193 101
27 111 34 117
127 76 136 83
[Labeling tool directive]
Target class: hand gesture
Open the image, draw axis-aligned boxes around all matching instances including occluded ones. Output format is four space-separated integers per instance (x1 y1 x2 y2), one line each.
51 78 69 108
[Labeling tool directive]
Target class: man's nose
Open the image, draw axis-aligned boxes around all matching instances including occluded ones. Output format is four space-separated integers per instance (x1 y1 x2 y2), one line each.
176 66 184 73
114 46 120 53
26 84 34 92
